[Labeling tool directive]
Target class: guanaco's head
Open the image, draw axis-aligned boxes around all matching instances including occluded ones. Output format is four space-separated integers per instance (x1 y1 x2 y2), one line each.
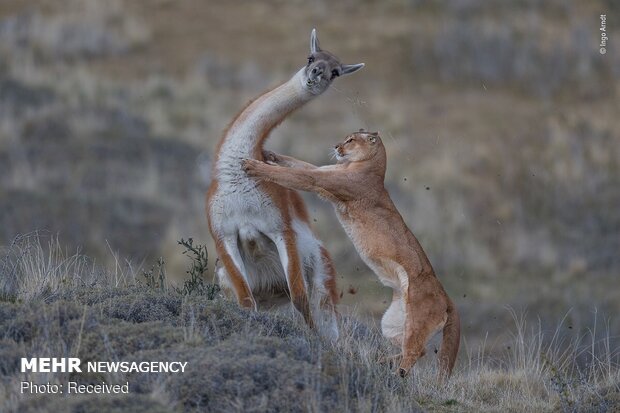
334 130 385 165
302 29 364 95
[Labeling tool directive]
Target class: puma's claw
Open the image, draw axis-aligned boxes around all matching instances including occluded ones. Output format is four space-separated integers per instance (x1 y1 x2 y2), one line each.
262 150 278 163
242 159 258 173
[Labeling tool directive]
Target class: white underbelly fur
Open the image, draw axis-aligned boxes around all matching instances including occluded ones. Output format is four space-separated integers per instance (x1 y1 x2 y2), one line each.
382 298 406 340
211 183 337 339
336 214 411 342
379 263 410 341
210 179 325 298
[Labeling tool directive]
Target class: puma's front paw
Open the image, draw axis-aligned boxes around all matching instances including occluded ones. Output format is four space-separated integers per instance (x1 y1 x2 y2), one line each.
242 159 265 177
262 150 279 164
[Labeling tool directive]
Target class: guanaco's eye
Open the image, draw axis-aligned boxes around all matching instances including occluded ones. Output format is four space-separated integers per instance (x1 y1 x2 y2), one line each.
307 56 315 64
331 69 340 79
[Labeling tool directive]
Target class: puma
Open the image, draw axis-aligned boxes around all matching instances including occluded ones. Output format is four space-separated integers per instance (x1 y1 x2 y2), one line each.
242 131 460 378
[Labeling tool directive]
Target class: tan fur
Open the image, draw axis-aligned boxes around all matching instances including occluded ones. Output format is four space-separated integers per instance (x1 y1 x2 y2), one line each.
244 132 460 378
207 114 337 325
206 29 364 335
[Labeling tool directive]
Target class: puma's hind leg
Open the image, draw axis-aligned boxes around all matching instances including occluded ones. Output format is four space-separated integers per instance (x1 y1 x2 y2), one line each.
398 279 448 377
381 295 405 346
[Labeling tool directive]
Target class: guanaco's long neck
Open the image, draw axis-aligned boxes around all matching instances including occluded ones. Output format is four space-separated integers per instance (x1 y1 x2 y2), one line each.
216 69 313 176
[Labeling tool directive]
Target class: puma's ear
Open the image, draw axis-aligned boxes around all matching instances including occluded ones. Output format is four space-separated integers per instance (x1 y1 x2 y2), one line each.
341 63 365 76
310 28 321 53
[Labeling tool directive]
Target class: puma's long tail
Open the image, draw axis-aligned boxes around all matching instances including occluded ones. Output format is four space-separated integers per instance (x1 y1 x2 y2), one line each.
439 298 460 378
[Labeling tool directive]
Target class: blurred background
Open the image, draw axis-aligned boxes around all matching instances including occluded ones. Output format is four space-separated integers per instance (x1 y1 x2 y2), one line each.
1 0 618 351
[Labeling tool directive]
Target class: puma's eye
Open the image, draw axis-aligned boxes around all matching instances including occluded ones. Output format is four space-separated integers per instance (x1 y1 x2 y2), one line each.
307 56 315 65
345 138 353 144
331 69 340 79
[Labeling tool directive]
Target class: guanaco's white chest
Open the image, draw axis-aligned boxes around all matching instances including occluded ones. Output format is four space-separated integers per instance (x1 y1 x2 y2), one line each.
209 170 283 238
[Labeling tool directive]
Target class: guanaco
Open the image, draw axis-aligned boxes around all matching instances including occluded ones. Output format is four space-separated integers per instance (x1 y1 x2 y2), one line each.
206 29 364 339
242 131 460 377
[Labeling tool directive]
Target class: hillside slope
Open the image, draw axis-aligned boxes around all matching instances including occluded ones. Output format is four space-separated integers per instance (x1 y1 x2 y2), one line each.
1 237 618 412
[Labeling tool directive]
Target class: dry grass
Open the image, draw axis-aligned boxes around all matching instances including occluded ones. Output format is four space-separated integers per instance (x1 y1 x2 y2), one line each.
0 232 136 302
0 236 619 412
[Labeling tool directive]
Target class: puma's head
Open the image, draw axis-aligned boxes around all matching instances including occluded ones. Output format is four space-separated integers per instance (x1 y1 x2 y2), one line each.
334 130 385 163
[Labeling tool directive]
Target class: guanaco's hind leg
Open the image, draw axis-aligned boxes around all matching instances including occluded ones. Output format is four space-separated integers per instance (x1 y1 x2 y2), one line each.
215 237 256 310
269 230 315 329
398 279 448 377
314 246 339 340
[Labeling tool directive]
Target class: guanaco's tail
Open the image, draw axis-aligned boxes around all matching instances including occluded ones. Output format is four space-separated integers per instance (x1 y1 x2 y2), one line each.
438 298 460 378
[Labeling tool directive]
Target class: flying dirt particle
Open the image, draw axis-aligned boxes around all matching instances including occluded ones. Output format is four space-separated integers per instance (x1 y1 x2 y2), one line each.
434 348 438 354
568 326 573 329
507 346 511 350
313 218 317 222
425 186 430 190
382 300 387 304
348 285 358 295
463 294 467 298
339 289 344 299
403 177 407 181
356 267 360 272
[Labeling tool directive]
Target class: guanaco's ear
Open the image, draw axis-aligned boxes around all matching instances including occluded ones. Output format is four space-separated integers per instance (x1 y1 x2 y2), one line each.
310 28 321 53
341 63 365 76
